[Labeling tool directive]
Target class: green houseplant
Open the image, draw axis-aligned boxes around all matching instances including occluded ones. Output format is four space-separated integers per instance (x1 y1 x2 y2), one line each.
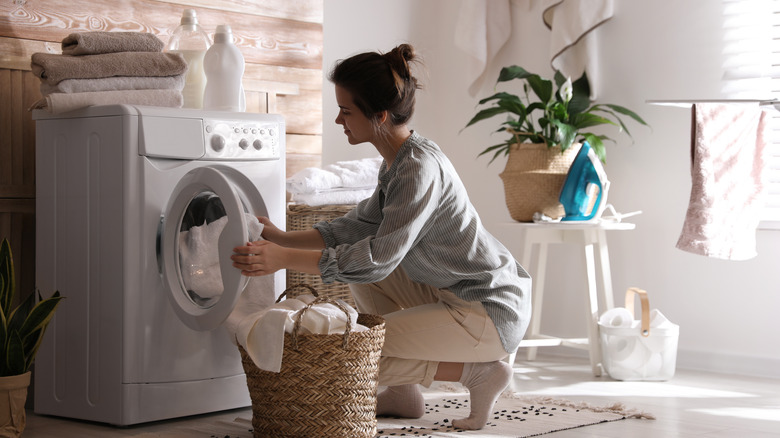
463 66 648 221
464 65 648 164
0 238 63 437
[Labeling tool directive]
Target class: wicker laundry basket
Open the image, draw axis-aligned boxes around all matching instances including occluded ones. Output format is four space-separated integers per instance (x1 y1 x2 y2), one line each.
286 203 356 307
239 284 385 438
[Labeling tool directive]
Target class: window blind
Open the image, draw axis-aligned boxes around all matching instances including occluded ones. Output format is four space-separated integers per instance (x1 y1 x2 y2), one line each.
722 0 780 228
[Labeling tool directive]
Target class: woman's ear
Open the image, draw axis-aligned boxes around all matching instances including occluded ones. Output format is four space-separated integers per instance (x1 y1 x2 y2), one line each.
376 110 389 125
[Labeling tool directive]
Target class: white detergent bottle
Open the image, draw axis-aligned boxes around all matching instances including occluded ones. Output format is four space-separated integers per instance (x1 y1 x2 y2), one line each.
165 9 212 109
203 25 246 112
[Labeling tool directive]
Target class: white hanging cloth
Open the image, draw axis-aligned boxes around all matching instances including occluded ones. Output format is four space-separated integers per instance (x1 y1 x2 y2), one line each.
543 0 614 98
454 0 512 97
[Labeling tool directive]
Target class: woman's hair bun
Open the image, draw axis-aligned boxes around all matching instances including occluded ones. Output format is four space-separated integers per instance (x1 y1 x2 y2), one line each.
385 44 415 79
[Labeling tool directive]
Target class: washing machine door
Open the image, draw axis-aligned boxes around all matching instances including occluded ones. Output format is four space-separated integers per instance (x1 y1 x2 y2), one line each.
160 165 266 331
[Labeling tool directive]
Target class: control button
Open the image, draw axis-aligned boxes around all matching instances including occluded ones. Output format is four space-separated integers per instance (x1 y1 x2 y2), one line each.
253 139 264 150
243 128 249 134
259 129 266 136
234 127 241 134
251 128 258 134
239 138 249 150
269 128 275 136
205 125 213 133
210 135 226 152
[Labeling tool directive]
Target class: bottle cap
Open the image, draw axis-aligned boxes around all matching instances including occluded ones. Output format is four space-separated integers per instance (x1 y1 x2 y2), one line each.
213 25 234 43
180 9 198 25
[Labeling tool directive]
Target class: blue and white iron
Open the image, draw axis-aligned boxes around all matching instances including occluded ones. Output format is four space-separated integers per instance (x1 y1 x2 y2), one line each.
559 142 610 222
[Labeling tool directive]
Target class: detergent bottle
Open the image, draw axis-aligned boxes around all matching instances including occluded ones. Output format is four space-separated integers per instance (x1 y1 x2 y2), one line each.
203 24 246 112
165 9 212 109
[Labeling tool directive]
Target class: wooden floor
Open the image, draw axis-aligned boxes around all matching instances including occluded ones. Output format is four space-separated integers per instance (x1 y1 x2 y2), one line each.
23 352 780 437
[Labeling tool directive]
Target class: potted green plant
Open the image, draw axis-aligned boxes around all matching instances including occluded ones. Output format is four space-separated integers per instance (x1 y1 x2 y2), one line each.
463 66 648 221
0 238 63 437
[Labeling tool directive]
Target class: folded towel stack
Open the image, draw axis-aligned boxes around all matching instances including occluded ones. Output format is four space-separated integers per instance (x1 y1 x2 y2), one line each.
286 156 383 206
30 31 188 113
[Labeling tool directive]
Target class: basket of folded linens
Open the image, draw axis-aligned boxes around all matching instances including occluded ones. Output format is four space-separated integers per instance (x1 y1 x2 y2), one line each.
598 287 680 381
237 284 385 438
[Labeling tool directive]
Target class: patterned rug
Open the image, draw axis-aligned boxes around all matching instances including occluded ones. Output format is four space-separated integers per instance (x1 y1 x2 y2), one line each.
374 386 654 437
139 385 653 438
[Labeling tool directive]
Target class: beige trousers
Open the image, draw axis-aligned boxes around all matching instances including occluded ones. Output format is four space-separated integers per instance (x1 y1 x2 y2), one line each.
349 267 508 387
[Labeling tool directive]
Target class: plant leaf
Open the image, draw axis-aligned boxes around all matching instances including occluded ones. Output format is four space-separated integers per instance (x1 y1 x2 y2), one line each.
598 103 650 126
581 133 607 163
497 65 536 83
6 330 25 375
553 121 578 152
553 70 567 87
526 75 553 104
18 291 63 340
568 72 591 115
464 107 513 128
477 142 510 158
0 238 14 315
0 306 7 364
570 113 618 130
476 91 519 106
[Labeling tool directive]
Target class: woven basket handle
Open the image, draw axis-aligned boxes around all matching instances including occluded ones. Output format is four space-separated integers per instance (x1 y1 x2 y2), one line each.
625 287 651 338
275 283 319 303
291 296 354 351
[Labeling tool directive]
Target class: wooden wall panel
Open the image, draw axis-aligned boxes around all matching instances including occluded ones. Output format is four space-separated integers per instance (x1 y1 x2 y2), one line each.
0 200 36 309
0 0 322 69
0 68 39 198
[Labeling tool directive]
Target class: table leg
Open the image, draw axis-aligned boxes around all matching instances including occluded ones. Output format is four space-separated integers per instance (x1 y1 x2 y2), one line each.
582 241 603 377
525 241 548 361
596 229 615 310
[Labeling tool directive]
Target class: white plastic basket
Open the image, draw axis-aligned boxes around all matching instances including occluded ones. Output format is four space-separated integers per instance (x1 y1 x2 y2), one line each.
598 288 679 381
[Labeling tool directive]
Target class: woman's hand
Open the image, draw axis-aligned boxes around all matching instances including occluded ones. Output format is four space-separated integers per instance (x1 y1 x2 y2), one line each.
231 240 286 277
231 240 324 277
257 216 284 243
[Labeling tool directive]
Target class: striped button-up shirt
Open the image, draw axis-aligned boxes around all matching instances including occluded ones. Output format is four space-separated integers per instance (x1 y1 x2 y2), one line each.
314 131 531 353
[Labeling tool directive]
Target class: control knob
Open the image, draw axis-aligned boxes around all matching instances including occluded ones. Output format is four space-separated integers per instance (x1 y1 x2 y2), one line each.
210 134 226 152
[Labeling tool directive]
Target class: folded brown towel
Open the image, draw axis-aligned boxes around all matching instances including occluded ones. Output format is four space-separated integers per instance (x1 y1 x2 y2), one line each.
29 89 183 114
40 74 185 94
62 32 164 56
31 52 188 85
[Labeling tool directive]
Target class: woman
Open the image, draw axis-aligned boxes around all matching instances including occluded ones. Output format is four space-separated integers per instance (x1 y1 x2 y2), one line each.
231 43 531 431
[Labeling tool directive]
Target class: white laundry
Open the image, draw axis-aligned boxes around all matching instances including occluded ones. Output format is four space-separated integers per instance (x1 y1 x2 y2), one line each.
178 213 264 299
234 294 368 373
286 156 382 195
290 188 374 207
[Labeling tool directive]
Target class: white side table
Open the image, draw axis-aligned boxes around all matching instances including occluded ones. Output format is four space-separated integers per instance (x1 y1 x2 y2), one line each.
506 221 635 376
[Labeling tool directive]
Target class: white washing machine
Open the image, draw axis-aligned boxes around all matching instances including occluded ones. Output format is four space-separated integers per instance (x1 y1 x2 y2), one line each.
32 104 286 425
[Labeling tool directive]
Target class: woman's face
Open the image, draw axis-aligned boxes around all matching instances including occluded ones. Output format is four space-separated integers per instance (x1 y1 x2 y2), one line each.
334 85 375 145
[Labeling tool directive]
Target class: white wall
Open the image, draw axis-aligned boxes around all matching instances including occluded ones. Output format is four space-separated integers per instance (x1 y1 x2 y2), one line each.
323 0 780 378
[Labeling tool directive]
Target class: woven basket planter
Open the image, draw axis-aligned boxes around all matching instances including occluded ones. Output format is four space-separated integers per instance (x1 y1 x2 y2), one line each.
499 142 580 222
286 203 356 307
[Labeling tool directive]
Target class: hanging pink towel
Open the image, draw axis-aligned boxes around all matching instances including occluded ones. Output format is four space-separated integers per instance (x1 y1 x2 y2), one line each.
676 103 770 260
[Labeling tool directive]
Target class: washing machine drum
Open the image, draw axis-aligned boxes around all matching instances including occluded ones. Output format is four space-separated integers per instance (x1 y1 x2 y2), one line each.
159 165 268 331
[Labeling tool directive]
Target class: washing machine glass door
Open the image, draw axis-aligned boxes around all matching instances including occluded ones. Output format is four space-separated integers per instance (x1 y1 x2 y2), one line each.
160 165 264 331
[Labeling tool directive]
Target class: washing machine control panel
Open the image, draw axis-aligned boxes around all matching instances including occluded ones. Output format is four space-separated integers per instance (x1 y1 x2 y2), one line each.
203 118 282 161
